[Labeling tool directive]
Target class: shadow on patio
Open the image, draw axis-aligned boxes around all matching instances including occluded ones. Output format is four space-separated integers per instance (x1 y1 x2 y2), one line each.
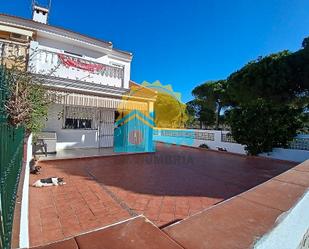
29 143 296 247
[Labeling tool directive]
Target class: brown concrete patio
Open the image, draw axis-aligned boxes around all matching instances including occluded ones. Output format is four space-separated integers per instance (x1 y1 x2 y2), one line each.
29 143 296 247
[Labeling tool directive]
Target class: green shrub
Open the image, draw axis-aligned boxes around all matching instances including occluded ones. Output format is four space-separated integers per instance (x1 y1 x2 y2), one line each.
227 99 303 155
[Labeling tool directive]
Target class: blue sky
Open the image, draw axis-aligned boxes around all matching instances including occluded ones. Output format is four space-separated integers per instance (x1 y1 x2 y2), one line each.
1 0 309 102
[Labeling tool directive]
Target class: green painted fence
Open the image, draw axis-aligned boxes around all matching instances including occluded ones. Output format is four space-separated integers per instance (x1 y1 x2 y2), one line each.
0 67 24 249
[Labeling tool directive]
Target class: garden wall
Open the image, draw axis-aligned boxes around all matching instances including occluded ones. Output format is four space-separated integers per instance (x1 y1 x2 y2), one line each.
154 129 309 162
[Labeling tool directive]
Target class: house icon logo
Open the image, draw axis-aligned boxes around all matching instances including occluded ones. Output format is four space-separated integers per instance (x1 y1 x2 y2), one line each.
114 82 156 153
114 109 155 153
114 81 193 153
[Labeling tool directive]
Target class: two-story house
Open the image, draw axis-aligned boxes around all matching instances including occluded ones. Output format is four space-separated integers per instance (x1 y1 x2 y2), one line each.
0 4 156 152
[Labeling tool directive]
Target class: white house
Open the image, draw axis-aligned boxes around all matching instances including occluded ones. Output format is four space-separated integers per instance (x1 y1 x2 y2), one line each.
0 4 156 152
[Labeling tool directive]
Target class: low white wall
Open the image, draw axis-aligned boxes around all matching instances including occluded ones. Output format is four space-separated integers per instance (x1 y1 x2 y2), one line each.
260 148 309 163
154 129 246 154
154 129 309 162
56 129 99 150
193 130 246 154
19 134 32 248
254 189 309 249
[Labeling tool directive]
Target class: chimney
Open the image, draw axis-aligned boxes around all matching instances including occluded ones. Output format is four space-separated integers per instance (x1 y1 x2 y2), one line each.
32 5 49 24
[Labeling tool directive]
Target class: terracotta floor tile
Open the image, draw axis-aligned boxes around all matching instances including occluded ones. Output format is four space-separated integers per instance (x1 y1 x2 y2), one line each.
164 197 283 249
41 220 61 231
57 209 75 219
31 238 79 249
75 216 183 249
188 198 203 209
175 206 189 217
144 205 161 214
132 201 147 211
60 215 80 227
188 209 202 216
160 204 175 214
62 224 83 237
293 160 309 172
29 228 44 246
147 200 163 209
80 219 101 231
42 228 65 243
175 198 189 207
39 207 58 218
30 144 296 247
275 169 309 187
240 179 306 211
30 239 44 248
159 212 175 222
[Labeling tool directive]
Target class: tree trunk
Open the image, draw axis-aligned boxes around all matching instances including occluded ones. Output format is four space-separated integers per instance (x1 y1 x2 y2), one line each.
215 104 222 130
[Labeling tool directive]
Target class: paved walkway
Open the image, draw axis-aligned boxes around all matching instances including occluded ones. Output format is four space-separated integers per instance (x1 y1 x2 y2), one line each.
29 144 296 247
31 160 309 249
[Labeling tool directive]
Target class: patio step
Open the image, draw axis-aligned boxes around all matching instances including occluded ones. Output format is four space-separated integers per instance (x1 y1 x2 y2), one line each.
30 216 184 249
163 160 309 249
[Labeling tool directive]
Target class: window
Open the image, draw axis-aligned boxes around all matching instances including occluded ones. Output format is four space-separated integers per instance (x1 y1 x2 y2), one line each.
64 51 83 57
110 62 124 68
65 118 92 129
63 106 98 129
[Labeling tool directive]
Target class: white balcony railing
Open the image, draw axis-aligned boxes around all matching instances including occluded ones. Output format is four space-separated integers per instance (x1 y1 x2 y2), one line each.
29 48 125 89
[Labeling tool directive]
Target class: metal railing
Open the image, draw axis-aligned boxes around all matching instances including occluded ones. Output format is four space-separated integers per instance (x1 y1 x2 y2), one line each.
29 48 125 88
154 128 215 141
221 133 237 143
0 67 24 249
289 137 309 151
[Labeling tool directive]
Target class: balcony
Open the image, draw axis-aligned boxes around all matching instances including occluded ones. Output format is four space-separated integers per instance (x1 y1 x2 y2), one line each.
29 48 126 94
0 40 28 69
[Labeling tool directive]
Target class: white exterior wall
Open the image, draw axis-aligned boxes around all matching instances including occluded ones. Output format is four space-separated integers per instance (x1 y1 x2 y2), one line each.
154 129 309 163
29 29 133 151
154 129 246 154
43 104 100 150
254 188 309 249
193 130 246 154
108 56 131 89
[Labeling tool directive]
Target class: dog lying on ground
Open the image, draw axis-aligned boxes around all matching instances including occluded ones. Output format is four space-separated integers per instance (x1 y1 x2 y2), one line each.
30 165 42 175
30 157 42 175
32 177 66 187
217 147 227 152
